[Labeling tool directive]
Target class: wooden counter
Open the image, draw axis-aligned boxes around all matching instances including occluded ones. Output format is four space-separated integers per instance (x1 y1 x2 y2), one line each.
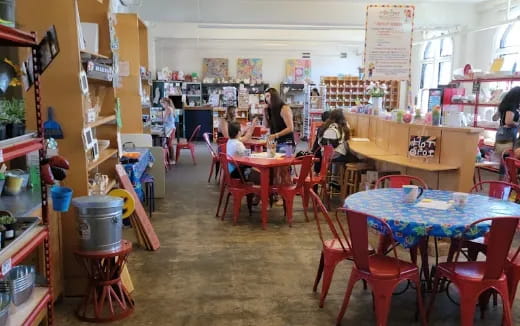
345 112 482 191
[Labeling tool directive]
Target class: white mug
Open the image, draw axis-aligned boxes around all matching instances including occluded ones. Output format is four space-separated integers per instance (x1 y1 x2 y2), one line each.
452 192 469 208
402 185 424 203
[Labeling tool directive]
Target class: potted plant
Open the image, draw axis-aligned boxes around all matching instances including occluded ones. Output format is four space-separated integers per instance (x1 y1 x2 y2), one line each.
4 99 25 137
0 225 5 249
366 82 388 115
0 215 16 240
0 107 8 140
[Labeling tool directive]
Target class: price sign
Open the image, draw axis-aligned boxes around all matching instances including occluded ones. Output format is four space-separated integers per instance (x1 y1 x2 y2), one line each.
409 136 437 158
2 258 12 275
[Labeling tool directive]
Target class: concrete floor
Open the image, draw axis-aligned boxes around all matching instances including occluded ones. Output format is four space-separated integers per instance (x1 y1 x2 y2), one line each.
55 143 519 325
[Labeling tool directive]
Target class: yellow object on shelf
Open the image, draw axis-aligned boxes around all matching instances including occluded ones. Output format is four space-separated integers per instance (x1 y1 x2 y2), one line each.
108 189 135 219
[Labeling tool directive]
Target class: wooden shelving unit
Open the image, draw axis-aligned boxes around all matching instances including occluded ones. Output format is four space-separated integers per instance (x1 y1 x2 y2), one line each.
115 13 150 133
321 76 400 110
18 0 121 296
86 114 116 129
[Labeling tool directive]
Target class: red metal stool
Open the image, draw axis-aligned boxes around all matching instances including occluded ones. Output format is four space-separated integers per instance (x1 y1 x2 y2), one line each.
75 240 134 322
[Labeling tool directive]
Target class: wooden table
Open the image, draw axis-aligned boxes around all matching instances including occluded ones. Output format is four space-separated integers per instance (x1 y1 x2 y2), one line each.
232 155 296 229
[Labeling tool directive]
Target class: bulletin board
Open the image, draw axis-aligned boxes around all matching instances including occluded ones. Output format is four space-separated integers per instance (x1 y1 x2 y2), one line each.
236 58 263 81
202 58 229 78
285 59 311 83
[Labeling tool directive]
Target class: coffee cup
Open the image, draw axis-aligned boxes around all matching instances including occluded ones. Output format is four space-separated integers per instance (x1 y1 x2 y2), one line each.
452 192 469 208
402 185 424 203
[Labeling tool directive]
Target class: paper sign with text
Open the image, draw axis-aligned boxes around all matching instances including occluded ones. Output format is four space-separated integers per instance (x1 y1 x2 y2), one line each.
408 136 436 158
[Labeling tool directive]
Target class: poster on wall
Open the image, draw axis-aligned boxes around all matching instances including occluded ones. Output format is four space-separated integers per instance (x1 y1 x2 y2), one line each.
236 58 263 81
285 59 311 83
364 5 415 81
202 58 229 79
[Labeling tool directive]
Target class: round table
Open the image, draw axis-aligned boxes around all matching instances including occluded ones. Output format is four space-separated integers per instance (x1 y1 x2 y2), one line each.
344 188 520 248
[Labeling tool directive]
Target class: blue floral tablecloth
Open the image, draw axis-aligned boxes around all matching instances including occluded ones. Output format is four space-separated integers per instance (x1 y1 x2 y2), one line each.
343 189 520 248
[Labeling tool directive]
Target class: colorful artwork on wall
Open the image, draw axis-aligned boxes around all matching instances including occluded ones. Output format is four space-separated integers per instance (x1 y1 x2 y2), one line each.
202 58 229 78
236 58 263 81
285 59 311 83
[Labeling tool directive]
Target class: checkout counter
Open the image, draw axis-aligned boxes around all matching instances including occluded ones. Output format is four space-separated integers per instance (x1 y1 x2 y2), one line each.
345 113 482 192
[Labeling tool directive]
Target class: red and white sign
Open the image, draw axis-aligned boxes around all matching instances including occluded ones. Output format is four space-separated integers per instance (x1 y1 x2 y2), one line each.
364 5 415 81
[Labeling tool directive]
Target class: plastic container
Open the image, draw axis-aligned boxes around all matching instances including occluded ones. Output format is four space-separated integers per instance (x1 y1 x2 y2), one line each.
72 196 124 252
7 170 29 189
3 174 23 196
50 186 73 212
0 0 14 28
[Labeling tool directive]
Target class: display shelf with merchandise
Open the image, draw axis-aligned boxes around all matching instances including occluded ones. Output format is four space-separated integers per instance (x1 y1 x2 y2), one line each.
448 76 520 131
0 19 54 324
321 76 400 110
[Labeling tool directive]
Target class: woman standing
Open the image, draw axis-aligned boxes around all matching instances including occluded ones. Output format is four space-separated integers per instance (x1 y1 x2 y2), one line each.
264 88 295 152
495 87 520 156
160 97 177 138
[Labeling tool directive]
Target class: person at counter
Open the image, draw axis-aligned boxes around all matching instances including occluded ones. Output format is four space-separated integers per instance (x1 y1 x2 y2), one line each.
264 88 295 152
318 109 358 164
495 86 520 156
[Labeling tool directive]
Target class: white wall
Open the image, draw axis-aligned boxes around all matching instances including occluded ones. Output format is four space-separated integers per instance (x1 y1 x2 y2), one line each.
139 0 486 102
155 38 362 86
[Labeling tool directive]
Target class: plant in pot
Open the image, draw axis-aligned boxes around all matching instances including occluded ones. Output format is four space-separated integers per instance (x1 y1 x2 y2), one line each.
4 99 25 137
0 215 16 240
0 107 8 140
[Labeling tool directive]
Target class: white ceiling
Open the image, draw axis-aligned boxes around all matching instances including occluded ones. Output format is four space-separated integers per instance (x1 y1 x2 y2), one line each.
136 0 482 26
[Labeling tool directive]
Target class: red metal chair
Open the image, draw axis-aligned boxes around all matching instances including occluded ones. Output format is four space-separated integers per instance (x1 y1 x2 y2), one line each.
504 156 519 185
374 174 429 268
428 217 519 326
374 174 428 189
203 132 220 183
506 244 520 305
337 209 427 326
302 145 334 216
176 124 201 165
446 181 520 315
219 153 261 225
272 155 313 226
163 128 176 171
308 189 353 308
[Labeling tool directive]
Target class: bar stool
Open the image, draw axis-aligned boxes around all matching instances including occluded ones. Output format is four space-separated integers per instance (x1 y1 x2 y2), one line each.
75 240 134 322
142 173 155 217
341 163 369 198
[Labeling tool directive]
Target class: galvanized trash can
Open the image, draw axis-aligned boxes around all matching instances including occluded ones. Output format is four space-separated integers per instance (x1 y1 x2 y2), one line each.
72 196 124 252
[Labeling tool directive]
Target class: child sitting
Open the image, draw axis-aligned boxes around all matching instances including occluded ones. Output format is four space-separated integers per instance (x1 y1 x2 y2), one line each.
227 121 250 179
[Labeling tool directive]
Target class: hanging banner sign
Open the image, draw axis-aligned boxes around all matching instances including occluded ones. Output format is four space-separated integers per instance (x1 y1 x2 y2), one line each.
364 5 415 81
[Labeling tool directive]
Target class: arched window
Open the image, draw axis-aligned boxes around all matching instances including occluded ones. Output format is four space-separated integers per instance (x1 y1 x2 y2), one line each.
496 23 520 71
419 37 453 89
418 37 453 111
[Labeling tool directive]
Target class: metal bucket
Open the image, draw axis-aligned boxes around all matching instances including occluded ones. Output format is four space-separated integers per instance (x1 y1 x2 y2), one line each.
72 196 124 252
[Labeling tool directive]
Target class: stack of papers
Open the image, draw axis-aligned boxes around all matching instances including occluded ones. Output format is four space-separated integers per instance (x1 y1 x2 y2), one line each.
249 152 284 159
415 199 452 210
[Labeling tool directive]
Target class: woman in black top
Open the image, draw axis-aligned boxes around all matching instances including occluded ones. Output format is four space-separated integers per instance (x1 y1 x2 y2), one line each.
264 88 295 151
495 86 520 156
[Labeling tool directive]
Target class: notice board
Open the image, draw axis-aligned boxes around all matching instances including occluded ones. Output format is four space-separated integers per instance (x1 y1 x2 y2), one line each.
364 5 415 81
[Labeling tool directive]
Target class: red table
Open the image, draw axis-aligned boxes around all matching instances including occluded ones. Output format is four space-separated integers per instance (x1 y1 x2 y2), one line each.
243 139 267 152
232 155 296 229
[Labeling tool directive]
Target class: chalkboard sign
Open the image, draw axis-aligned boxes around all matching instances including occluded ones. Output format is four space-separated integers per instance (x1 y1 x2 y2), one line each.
409 136 437 158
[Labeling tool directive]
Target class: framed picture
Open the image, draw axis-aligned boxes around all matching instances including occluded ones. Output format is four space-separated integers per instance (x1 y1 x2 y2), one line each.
79 70 89 95
82 127 95 150
91 140 100 161
38 36 52 73
47 25 59 58
21 58 32 91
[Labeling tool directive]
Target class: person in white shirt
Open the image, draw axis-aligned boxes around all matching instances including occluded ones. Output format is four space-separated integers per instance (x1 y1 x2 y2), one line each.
226 122 260 185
